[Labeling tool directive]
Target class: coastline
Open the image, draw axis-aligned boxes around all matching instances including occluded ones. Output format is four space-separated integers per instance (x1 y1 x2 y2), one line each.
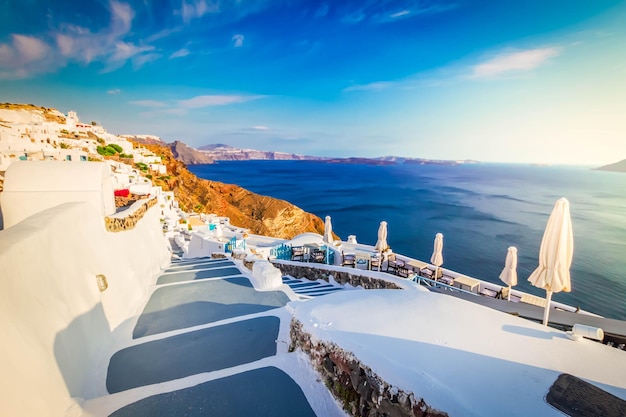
190 161 626 320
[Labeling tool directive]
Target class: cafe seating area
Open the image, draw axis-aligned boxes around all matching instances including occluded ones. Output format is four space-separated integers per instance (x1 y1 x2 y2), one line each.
284 242 516 301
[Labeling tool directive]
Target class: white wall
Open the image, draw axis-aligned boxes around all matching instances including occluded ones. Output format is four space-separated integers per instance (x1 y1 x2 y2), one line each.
0 201 170 416
1 161 116 228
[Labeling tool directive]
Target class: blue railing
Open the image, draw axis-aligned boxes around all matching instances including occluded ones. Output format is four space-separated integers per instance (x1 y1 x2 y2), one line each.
225 236 246 253
271 243 292 260
322 245 334 265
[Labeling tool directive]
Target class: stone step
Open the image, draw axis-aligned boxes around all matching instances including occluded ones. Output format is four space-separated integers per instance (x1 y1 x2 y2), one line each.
134 277 290 338
108 316 281 394
109 366 317 417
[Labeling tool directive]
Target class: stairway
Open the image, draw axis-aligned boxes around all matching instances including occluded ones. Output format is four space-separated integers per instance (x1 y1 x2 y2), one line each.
91 257 341 417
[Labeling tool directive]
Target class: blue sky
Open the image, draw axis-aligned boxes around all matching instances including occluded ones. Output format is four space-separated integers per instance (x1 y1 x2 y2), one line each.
1 0 625 164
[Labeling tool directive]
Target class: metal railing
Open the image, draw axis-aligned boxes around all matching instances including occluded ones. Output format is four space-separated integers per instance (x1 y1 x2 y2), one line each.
270 243 292 260
225 236 246 253
413 275 478 297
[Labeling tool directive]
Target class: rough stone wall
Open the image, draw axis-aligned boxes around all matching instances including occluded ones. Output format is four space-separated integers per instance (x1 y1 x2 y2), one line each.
290 319 449 417
271 262 402 290
104 197 157 232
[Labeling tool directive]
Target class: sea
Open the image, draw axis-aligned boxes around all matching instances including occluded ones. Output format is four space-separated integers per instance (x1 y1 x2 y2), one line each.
189 161 626 320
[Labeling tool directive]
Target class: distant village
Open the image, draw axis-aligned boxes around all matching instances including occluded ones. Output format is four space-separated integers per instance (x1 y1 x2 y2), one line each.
0 105 167 189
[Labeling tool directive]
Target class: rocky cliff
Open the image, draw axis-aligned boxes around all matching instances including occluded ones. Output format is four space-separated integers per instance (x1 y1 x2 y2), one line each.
595 159 626 173
169 141 214 165
135 141 326 239
198 144 323 162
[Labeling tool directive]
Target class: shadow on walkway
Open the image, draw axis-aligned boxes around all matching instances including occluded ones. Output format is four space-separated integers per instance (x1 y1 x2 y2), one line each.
157 266 242 285
161 259 234 273
108 316 280 393
133 278 290 338
109 366 317 417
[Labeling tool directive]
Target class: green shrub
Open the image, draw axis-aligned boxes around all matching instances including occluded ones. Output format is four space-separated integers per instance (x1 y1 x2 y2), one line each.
135 162 148 171
145 174 153 179
97 146 116 156
109 143 123 153
119 153 134 159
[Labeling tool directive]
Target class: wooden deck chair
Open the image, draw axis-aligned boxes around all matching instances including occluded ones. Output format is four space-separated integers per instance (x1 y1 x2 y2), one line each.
291 246 305 262
397 265 411 278
369 253 382 271
386 253 404 274
342 252 356 268
310 249 325 263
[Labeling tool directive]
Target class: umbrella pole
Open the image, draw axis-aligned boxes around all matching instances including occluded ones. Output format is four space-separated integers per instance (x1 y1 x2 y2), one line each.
542 290 553 326
507 285 511 301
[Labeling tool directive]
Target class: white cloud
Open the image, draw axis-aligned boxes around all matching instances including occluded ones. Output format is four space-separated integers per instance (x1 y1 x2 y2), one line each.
169 48 190 59
344 81 394 92
12 34 49 62
107 88 121 94
130 100 167 107
0 34 54 79
177 94 263 108
53 0 158 73
390 10 410 19
471 47 560 79
132 52 161 69
139 107 188 117
181 0 219 23
253 125 269 130
232 34 244 48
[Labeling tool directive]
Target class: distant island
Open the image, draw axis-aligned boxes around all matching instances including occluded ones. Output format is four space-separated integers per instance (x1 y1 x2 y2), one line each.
594 159 626 173
126 139 473 167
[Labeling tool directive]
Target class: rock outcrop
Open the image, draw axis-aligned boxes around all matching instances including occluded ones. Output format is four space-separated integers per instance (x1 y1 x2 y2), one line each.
134 141 326 239
197 143 316 162
595 159 626 173
168 141 214 165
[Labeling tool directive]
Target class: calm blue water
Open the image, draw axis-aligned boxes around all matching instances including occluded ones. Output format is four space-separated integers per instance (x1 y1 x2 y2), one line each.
190 161 626 320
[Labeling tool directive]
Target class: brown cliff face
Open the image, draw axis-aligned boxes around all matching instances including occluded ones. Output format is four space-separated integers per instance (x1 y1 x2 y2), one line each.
135 141 326 239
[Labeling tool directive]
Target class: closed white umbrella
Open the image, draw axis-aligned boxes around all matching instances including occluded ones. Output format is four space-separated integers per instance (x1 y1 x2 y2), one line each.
528 198 574 326
499 246 518 301
374 221 388 252
430 233 444 279
323 215 333 244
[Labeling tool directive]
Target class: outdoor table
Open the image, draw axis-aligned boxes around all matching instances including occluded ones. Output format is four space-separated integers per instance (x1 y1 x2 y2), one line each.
453 274 481 293
407 259 429 275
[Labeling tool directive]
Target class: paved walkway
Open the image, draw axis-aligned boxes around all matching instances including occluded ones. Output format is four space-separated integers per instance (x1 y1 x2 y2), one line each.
103 257 335 416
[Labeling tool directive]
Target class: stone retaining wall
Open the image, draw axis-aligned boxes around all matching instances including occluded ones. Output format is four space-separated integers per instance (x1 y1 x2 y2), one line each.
104 197 157 232
270 262 402 290
290 319 449 417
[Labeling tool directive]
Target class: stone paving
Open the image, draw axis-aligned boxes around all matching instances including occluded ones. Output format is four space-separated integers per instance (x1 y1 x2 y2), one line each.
105 257 320 416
